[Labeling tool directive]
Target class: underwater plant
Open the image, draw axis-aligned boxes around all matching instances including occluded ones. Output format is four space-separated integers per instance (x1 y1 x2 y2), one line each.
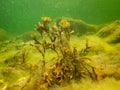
1 18 120 90
20 17 97 90
32 17 73 61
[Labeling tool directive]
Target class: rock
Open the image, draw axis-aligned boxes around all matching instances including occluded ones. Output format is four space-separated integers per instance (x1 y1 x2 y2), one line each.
21 32 33 42
55 18 98 36
97 20 120 43
0 28 9 41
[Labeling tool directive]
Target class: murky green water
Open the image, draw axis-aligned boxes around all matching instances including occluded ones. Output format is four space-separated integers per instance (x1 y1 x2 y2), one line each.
0 0 120 34
0 1 120 90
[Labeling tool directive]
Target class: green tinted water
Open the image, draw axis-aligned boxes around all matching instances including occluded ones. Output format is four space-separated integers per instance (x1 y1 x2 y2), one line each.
0 0 120 34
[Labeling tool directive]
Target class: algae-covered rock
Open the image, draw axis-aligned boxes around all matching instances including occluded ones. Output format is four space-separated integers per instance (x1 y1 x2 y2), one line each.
91 50 120 80
97 20 120 43
21 32 33 42
55 18 98 36
0 28 9 41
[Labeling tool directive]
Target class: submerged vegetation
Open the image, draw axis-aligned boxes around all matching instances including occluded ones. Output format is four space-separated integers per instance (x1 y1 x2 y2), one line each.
0 17 120 90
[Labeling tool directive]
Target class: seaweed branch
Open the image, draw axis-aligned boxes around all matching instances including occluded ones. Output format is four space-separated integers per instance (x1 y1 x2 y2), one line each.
26 17 94 90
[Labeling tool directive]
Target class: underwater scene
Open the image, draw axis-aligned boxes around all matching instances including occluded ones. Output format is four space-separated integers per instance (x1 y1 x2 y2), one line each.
0 0 120 90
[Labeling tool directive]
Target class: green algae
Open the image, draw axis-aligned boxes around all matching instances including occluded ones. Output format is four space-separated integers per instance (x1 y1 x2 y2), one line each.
0 18 120 90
